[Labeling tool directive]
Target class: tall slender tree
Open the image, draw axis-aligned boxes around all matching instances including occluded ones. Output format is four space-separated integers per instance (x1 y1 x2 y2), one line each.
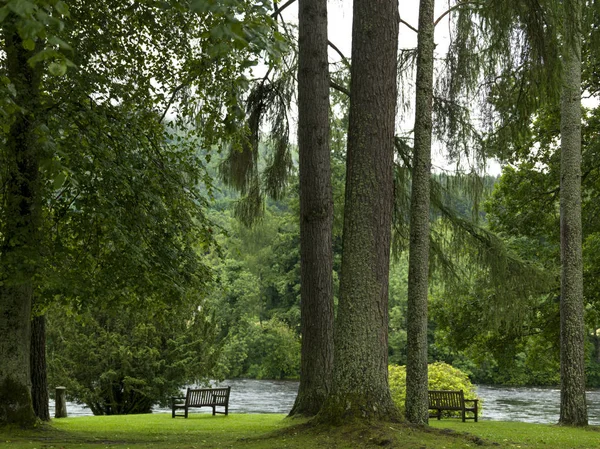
318 0 400 423
288 0 334 417
405 0 435 426
559 0 588 426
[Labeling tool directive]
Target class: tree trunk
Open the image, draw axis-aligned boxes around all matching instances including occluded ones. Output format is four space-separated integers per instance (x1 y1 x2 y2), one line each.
559 0 588 427
289 0 335 418
317 0 400 423
31 314 50 421
405 0 435 426
0 18 42 426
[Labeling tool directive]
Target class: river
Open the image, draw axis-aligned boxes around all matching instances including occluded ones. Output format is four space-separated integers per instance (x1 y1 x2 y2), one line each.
50 380 600 425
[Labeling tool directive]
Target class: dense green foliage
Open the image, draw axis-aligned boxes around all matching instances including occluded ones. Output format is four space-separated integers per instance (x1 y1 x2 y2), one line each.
47 301 220 415
0 0 288 420
429 103 600 388
206 192 302 380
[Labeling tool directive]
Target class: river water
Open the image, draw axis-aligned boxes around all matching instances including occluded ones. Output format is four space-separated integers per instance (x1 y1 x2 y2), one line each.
50 380 600 425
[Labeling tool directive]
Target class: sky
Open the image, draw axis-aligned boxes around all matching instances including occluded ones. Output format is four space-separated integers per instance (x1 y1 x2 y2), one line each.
279 0 503 175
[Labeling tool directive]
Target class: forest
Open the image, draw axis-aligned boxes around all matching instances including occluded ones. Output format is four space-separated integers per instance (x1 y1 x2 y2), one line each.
0 0 597 430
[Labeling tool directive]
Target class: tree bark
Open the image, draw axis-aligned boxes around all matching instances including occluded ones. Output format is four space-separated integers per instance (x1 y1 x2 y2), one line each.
317 0 400 423
289 0 335 418
0 18 42 426
559 0 588 427
406 0 435 426
31 314 50 421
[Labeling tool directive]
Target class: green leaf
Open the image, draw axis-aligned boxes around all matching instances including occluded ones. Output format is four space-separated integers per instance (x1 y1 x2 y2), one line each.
22 38 35 51
189 0 210 13
48 35 73 51
28 48 61 65
7 0 35 17
230 21 244 37
54 1 69 16
53 171 67 190
0 6 10 23
6 82 16 97
48 61 67 76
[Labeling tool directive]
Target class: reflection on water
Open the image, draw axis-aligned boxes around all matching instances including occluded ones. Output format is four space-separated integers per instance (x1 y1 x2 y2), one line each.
51 380 600 425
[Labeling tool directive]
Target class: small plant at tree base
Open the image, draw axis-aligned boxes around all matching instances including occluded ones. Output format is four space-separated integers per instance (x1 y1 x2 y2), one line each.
389 362 480 418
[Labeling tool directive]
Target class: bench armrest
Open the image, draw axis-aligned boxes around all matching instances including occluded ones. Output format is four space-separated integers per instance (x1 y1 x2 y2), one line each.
171 396 186 403
463 399 478 404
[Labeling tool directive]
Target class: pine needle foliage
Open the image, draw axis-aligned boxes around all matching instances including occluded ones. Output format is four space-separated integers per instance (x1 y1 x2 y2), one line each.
391 0 564 333
393 141 551 331
219 71 295 227
474 0 561 161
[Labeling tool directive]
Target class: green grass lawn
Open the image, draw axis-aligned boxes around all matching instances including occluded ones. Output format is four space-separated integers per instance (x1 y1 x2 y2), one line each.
0 414 599 449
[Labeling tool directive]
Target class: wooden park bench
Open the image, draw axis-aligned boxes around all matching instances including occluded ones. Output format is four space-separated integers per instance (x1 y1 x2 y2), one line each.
428 389 478 422
171 386 231 418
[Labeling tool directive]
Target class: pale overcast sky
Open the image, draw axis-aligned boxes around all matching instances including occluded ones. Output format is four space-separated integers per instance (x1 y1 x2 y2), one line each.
280 0 503 175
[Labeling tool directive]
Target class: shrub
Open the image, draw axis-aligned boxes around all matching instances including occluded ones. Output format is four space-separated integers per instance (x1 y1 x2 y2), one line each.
48 302 221 415
389 362 480 417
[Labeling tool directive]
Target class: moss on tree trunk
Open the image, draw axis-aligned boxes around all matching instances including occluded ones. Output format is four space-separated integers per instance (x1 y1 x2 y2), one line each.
317 0 400 424
406 0 435 426
290 0 335 418
559 0 588 427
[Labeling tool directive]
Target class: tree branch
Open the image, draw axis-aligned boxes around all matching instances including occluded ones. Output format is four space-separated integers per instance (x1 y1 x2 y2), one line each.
434 1 483 27
330 80 350 97
328 40 351 68
400 18 418 34
271 0 296 19
160 82 187 124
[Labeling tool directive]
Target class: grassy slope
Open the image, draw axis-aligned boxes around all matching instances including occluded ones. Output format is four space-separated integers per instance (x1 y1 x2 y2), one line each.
0 414 599 449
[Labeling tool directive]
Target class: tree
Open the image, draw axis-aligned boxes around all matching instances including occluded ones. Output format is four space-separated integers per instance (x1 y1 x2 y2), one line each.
47 299 221 415
405 0 435 425
0 7 45 426
317 0 400 422
288 0 334 417
559 0 588 426
473 0 588 425
1 0 277 425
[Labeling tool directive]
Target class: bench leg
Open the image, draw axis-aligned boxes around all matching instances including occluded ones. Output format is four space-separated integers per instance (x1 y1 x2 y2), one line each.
185 407 188 419
212 406 216 416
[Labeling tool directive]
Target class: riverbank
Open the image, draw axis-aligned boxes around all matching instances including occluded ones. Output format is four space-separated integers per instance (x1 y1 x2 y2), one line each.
1 413 599 449
53 380 600 425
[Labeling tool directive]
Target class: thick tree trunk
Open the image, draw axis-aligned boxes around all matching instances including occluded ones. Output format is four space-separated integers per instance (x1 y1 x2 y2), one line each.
405 0 435 426
289 0 334 418
31 315 50 421
317 0 400 423
559 0 588 427
0 18 42 426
